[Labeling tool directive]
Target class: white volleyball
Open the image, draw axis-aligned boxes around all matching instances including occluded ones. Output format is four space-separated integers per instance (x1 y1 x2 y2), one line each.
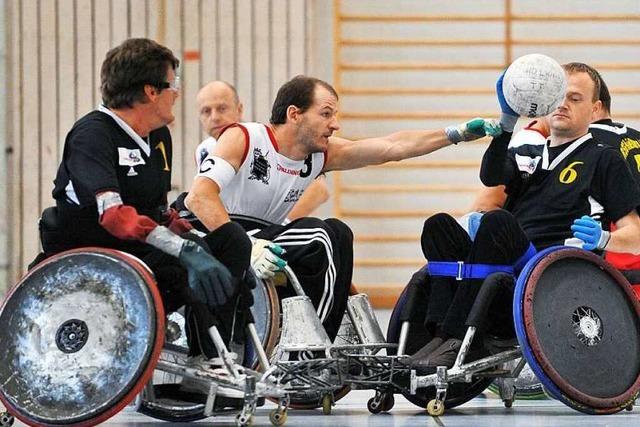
502 54 567 118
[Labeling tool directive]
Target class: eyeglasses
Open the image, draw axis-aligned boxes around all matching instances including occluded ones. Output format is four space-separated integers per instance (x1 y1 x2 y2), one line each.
155 76 181 92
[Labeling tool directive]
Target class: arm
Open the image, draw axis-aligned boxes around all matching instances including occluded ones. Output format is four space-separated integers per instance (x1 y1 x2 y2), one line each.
323 118 500 171
286 174 330 221
470 185 507 212
185 126 246 231
479 132 516 186
608 211 640 254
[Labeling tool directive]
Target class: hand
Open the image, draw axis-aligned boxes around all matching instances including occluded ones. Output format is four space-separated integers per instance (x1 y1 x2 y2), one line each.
570 215 611 251
163 208 193 234
239 270 259 310
496 71 519 132
251 239 287 279
445 118 502 144
179 240 237 308
496 71 518 117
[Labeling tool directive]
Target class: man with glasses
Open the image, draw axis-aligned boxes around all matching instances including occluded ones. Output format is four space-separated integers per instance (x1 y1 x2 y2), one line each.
42 38 245 365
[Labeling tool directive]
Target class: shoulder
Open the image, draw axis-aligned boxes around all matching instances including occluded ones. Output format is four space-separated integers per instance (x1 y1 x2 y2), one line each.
67 111 116 144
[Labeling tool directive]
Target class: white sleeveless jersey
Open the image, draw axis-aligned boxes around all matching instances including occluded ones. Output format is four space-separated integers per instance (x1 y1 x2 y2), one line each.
198 122 325 224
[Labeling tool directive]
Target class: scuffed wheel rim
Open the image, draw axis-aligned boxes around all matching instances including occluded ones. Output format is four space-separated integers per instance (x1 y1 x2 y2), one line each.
514 247 640 414
0 248 164 426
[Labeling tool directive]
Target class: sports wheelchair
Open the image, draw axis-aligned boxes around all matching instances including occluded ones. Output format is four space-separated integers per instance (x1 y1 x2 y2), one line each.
0 248 288 427
385 246 640 416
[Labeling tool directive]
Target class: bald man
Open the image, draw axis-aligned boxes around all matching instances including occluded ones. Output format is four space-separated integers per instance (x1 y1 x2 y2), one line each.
194 81 330 222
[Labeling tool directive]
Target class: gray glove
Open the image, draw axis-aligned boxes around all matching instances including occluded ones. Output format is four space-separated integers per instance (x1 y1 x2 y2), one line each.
179 239 237 308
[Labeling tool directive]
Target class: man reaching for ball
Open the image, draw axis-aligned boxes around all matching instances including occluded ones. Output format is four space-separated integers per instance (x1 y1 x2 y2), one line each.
406 62 640 372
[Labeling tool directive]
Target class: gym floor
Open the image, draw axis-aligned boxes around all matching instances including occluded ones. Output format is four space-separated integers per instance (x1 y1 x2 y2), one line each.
5 311 640 427
54 393 640 426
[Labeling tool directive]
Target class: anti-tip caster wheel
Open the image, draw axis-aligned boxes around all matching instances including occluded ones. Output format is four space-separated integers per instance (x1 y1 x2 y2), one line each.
269 409 287 426
0 412 14 427
503 399 513 408
381 394 395 412
235 413 253 427
321 394 332 415
426 399 445 417
367 397 383 414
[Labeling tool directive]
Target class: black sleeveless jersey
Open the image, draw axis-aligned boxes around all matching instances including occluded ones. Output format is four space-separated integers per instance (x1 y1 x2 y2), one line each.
504 133 640 250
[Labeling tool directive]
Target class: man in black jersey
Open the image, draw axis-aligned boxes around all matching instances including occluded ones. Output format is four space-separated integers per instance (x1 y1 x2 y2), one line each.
42 38 250 362
408 62 640 372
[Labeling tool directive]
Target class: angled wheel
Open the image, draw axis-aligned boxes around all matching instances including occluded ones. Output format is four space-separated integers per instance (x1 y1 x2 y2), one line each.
0 248 164 426
514 247 640 414
387 285 492 409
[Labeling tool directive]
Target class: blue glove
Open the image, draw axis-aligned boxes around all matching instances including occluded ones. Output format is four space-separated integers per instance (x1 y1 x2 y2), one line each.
570 215 611 251
179 240 237 308
496 71 519 132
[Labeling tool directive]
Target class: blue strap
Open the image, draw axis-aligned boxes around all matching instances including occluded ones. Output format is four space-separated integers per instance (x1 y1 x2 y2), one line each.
513 243 537 273
427 261 514 281
426 243 538 281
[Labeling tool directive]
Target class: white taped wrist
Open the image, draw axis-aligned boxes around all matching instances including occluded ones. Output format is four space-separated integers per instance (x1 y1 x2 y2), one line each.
597 230 611 250
146 226 185 258
195 155 236 190
96 191 123 216
500 113 518 133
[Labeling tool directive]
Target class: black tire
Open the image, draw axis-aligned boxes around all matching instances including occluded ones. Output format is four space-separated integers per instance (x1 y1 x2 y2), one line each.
387 285 492 409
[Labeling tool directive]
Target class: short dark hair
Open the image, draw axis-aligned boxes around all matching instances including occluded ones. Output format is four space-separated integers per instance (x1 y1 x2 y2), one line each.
270 75 338 125
562 62 601 104
101 38 180 109
594 69 611 114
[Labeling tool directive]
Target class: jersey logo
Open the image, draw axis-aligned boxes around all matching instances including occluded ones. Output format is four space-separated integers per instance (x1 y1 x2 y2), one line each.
249 148 270 184
558 161 583 184
118 147 146 177
515 153 540 175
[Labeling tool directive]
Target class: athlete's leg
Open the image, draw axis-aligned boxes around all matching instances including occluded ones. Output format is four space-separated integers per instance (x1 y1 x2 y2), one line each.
256 217 353 341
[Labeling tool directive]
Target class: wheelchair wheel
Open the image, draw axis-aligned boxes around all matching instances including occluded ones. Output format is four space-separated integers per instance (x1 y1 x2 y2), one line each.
245 275 281 369
514 247 640 414
139 275 280 422
387 285 493 409
0 248 164 426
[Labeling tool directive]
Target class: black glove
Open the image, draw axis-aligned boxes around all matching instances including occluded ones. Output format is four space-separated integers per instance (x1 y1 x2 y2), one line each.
178 239 237 309
239 270 259 310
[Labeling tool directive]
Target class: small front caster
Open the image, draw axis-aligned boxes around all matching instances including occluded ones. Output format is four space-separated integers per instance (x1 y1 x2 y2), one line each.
269 408 287 426
0 412 14 427
321 394 332 415
235 412 253 427
426 399 445 417
503 399 513 408
367 397 382 414
625 403 633 412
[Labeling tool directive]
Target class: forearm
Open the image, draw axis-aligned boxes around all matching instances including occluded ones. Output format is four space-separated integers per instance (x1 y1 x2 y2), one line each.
480 132 514 186
378 129 452 164
184 181 231 231
470 185 507 212
607 225 640 255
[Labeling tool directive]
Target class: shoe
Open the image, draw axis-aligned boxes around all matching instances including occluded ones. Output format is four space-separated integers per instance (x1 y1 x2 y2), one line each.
424 338 463 369
408 337 443 373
